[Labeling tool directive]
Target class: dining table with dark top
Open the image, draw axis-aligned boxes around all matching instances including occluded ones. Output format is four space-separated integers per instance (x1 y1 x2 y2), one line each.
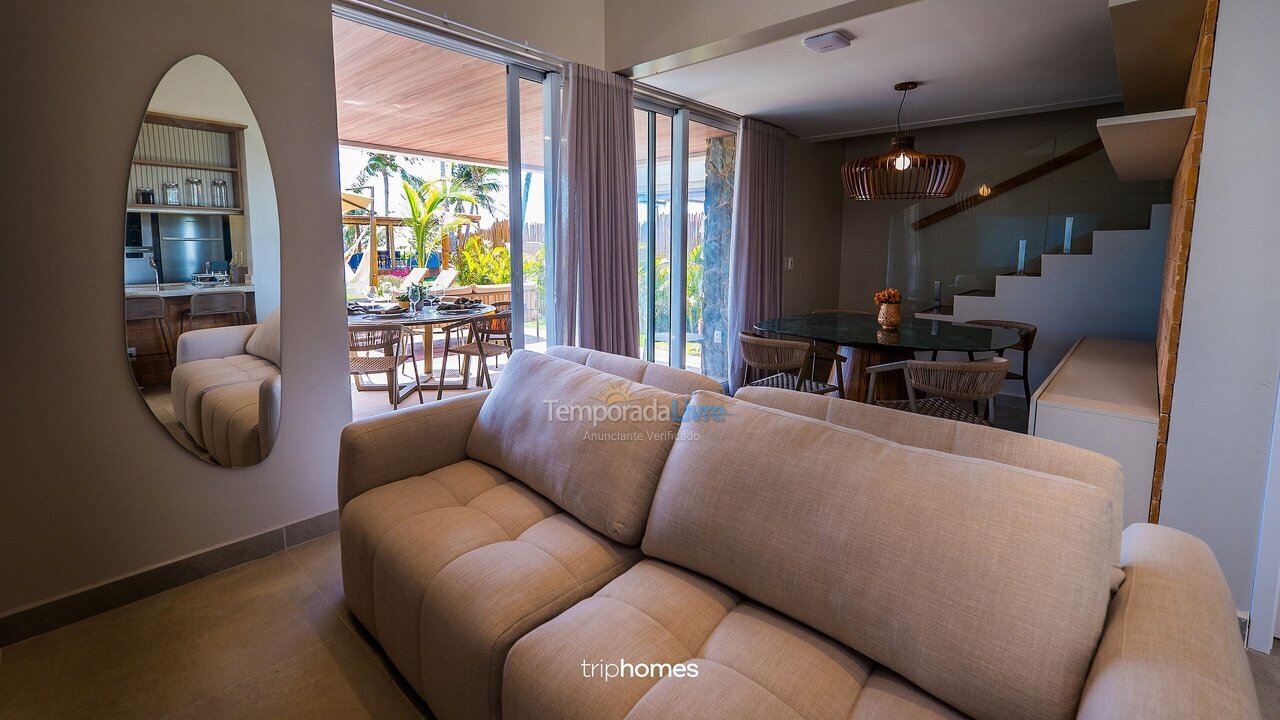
754 310 1022 402
349 301 496 394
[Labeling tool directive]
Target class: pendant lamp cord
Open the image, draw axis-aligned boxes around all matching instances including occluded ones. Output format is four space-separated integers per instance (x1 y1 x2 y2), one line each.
896 88 908 136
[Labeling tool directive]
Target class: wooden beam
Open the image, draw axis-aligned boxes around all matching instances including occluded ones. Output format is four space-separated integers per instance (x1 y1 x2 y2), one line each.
911 138 1105 232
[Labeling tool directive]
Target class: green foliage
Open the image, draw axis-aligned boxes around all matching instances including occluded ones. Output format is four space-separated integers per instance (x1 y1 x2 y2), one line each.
402 179 477 267
449 164 504 215
524 247 545 299
452 237 512 285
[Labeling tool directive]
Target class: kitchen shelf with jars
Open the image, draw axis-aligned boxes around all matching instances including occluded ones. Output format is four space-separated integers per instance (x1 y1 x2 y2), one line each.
128 112 246 216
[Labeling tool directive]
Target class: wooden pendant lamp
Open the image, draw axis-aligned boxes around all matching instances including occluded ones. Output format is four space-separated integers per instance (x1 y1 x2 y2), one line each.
842 82 965 200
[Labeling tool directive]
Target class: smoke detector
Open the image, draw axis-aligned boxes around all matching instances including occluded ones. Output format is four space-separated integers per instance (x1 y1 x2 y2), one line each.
802 30 852 53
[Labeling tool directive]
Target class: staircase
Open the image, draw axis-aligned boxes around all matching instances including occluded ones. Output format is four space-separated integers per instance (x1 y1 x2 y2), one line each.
927 204 1170 396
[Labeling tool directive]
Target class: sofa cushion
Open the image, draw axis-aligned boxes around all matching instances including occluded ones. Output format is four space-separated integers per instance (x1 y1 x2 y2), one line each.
506 558 894 720
735 385 1126 588
642 392 1114 720
466 350 682 544
200 380 262 467
244 308 281 367
170 355 278 447
341 459 639 720
547 345 724 395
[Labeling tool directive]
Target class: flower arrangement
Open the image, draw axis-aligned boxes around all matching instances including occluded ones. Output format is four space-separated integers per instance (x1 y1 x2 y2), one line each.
873 288 902 305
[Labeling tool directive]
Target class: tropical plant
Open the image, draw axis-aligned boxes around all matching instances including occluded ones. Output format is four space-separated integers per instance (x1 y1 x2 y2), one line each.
449 164 504 215
452 237 512 285
402 178 477 267
354 152 427 215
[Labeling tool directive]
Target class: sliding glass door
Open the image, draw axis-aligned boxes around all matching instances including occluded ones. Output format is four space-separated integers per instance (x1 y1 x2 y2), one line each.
634 102 736 381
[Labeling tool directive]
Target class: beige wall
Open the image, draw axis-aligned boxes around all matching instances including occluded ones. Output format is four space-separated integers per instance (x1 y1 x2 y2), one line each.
783 136 846 314
0 0 604 617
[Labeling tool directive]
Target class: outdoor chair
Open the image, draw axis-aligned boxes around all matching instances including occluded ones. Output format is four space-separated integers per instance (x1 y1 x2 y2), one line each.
348 324 423 410
866 357 1010 425
738 331 845 398
437 316 511 400
476 301 515 371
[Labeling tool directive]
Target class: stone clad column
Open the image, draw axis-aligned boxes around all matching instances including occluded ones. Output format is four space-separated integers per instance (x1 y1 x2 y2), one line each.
700 134 735 382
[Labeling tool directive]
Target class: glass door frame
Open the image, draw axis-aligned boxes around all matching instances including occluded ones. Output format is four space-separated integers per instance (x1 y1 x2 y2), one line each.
333 3 563 351
634 95 737 370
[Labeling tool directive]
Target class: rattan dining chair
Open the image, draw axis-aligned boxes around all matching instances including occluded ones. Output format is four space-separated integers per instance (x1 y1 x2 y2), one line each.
180 291 249 334
866 357 1010 425
348 324 423 409
476 301 515 372
738 331 846 398
125 296 173 366
438 315 511 400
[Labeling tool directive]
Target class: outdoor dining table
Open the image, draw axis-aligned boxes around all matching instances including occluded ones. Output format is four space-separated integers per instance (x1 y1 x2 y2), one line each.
754 310 1022 402
348 301 496 396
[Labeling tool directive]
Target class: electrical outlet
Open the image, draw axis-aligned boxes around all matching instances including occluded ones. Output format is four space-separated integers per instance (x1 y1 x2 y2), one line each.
127 347 137 359
785 256 795 271
713 330 722 344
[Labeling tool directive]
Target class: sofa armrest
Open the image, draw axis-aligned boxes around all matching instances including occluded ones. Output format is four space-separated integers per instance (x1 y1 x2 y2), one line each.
1077 523 1261 720
337 390 489 511
258 375 281 458
175 324 258 365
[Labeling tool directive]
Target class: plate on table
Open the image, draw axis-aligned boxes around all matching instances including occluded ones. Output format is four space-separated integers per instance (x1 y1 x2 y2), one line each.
437 307 477 315
363 311 409 320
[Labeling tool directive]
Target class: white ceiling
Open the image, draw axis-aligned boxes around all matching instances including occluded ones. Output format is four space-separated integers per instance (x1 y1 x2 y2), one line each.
640 0 1122 141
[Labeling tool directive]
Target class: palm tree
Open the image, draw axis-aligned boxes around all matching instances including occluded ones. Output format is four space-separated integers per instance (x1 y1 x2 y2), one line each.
449 164 504 215
402 178 478 267
353 153 400 216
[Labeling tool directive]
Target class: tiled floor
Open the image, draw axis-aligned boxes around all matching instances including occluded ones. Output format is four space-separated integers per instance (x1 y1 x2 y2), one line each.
3 529 1279 718
0 534 430 720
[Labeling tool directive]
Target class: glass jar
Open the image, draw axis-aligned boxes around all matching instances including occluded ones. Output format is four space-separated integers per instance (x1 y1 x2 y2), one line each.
134 187 155 205
186 177 204 207
210 179 229 208
162 181 181 206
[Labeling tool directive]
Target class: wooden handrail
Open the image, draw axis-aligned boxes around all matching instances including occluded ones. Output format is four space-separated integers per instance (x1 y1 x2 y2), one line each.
911 138 1104 232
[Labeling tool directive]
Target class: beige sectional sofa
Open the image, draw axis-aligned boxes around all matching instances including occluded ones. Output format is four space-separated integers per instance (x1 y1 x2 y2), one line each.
339 349 1260 720
170 309 281 466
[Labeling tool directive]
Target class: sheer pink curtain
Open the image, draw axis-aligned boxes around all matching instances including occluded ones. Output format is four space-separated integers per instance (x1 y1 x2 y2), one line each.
727 118 787 391
553 63 640 356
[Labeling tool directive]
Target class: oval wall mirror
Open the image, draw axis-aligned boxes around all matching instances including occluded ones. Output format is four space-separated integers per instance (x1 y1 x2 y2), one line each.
124 55 281 467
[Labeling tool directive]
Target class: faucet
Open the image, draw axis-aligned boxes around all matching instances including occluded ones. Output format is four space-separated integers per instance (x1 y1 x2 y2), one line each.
149 257 161 292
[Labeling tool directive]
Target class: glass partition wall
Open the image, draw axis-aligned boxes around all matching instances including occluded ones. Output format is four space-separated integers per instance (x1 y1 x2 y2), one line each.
886 126 1170 313
634 102 736 383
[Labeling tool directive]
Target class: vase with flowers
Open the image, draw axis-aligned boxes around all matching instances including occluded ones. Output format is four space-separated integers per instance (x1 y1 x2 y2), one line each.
874 288 903 329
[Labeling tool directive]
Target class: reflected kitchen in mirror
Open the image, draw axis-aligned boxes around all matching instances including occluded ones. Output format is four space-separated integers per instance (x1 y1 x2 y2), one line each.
124 55 281 467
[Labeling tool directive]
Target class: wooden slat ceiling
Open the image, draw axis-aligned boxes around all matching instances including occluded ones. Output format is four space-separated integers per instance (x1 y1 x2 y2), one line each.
333 17 734 169
334 17 544 168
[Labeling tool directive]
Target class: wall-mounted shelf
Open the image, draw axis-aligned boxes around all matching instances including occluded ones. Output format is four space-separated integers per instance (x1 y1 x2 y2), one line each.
132 159 239 173
1109 0 1206 114
1098 108 1197 181
127 204 243 216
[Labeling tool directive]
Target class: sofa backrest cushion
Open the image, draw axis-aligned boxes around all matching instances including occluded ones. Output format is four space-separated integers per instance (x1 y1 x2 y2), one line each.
245 308 282 367
467 350 683 544
644 392 1114 720
735 385 1125 589
546 345 724 396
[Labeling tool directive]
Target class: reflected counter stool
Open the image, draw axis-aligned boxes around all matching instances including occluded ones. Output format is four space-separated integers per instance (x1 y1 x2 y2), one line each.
125 295 173 367
180 291 249 334
739 331 846 398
